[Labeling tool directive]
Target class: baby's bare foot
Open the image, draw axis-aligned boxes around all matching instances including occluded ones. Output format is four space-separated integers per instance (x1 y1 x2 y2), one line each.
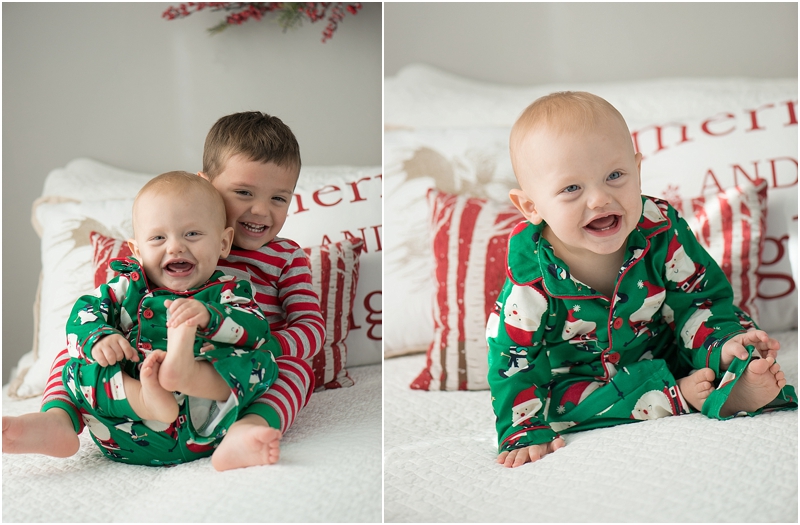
211 419 282 471
2 409 80 457
720 357 784 417
676 368 716 411
139 351 179 424
160 322 198 393
497 437 565 468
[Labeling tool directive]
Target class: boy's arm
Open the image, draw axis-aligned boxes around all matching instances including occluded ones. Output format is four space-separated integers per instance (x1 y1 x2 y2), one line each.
660 205 748 374
487 280 560 453
271 248 325 360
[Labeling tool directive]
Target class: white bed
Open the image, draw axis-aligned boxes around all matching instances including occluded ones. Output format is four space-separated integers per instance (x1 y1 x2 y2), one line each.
3 363 381 523
385 333 797 523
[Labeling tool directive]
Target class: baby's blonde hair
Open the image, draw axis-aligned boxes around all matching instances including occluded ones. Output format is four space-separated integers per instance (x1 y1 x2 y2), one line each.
133 171 227 231
509 91 633 179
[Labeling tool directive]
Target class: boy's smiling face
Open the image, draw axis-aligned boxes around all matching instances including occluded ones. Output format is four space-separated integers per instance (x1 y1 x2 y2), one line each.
510 114 643 259
203 154 298 251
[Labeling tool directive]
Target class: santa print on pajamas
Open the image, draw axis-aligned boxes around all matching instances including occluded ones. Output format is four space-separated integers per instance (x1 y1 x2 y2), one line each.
487 196 797 453
42 238 323 464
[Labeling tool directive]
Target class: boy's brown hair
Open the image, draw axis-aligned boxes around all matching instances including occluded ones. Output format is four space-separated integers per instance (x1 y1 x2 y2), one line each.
202 111 301 180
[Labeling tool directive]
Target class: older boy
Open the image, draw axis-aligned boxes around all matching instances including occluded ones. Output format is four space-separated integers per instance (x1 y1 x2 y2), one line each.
487 92 797 468
198 111 325 470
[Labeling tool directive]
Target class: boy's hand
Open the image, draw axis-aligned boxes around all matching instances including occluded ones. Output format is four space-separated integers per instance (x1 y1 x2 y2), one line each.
165 298 211 329
720 330 780 370
497 437 565 468
92 334 138 367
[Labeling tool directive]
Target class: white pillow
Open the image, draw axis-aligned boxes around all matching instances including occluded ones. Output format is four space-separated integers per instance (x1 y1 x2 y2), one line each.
385 63 798 129
14 199 134 398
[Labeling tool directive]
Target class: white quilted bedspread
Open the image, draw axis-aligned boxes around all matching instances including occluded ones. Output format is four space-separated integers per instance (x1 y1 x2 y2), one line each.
3 364 381 523
385 331 798 523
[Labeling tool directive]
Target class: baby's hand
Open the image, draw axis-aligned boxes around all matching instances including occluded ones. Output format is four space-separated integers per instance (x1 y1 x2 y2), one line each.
92 334 138 367
165 298 211 329
720 330 780 370
497 437 565 468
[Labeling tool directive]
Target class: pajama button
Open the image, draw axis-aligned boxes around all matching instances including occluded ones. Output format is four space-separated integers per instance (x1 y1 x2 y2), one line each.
131 273 140 281
607 352 620 364
143 308 154 319
613 318 623 330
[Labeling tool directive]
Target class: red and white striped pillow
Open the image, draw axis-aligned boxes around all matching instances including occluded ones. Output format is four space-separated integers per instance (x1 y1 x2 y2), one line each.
411 183 768 391
410 190 521 391
89 232 362 390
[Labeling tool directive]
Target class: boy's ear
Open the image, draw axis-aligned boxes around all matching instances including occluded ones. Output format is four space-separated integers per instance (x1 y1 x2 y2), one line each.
219 227 234 258
509 188 543 225
197 171 210 182
127 239 141 260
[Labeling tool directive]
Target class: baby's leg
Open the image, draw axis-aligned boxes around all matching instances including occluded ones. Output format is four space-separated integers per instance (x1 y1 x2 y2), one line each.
497 438 565 468
2 408 80 457
159 322 230 402
675 368 716 411
211 413 281 471
126 351 179 424
720 357 785 417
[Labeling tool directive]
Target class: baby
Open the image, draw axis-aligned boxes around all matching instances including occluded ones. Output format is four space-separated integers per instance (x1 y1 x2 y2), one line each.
487 91 797 468
4 171 280 466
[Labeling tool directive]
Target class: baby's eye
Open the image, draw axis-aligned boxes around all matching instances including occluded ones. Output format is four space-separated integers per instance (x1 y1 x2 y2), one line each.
186 231 201 238
608 171 622 181
150 235 165 242
562 184 580 193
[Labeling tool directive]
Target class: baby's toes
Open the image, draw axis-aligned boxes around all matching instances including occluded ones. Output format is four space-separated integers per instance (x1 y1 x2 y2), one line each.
748 356 772 375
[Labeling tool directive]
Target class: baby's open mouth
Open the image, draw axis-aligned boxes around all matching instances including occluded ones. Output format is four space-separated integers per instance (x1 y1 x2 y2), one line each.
164 261 195 275
241 222 267 234
585 215 619 231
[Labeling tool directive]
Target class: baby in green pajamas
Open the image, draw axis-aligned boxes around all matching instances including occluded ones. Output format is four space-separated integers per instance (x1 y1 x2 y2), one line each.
488 91 797 468
11 171 280 466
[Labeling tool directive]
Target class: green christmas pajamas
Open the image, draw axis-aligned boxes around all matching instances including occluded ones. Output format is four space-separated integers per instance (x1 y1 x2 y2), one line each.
56 258 281 465
488 196 797 452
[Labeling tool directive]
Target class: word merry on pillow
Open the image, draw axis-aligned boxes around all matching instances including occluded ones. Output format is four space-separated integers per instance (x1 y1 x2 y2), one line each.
90 231 362 390
412 182 768 391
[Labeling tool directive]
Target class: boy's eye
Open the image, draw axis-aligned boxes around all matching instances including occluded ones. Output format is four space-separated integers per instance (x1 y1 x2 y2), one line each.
608 171 622 181
235 190 252 197
272 196 287 203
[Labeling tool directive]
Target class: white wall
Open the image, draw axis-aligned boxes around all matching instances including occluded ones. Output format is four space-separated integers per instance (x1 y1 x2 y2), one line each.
385 2 798 84
2 2 382 384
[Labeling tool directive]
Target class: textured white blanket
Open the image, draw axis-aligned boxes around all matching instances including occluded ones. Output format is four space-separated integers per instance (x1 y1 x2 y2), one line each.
3 364 381 523
385 331 798 523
